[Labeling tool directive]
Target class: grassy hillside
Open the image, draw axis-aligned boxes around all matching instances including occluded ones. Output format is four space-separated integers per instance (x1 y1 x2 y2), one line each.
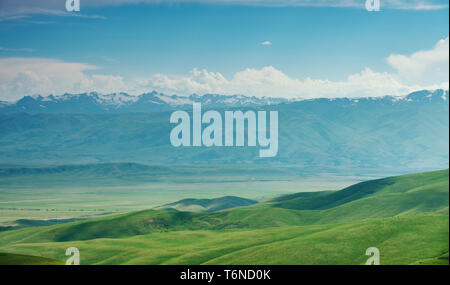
0 169 447 265
2 162 352 227
0 215 447 265
0 252 63 265
1 169 445 244
271 169 449 210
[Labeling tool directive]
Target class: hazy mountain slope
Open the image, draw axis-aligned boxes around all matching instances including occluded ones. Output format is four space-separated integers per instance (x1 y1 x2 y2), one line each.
0 163 299 188
0 90 448 174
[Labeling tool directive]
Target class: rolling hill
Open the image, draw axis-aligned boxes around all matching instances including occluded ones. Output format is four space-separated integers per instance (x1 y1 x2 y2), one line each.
0 215 447 265
270 169 449 211
0 252 63 265
0 169 447 265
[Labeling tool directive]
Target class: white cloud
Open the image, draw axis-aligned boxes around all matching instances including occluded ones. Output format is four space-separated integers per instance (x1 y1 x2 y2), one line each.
134 66 447 99
387 37 449 85
0 58 124 101
0 0 106 21
0 37 448 101
261 41 272 46
390 1 449 10
131 38 448 99
0 0 447 20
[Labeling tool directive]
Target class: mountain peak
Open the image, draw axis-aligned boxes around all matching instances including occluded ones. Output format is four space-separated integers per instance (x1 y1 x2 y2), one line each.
0 89 447 114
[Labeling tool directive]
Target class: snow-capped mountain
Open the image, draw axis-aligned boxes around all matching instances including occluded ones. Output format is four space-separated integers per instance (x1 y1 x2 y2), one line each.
0 89 447 114
0 89 447 172
0 91 289 114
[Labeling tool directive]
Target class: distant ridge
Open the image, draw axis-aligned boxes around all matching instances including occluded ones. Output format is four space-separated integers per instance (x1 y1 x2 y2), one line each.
154 196 258 212
0 91 287 114
0 89 447 114
0 89 447 171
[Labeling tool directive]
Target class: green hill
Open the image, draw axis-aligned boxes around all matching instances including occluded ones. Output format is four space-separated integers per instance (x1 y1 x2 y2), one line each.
0 169 447 244
0 169 447 264
270 169 449 210
0 215 447 265
0 252 63 265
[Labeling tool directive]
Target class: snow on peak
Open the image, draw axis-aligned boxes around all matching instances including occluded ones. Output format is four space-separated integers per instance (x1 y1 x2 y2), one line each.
96 92 139 106
154 94 193 106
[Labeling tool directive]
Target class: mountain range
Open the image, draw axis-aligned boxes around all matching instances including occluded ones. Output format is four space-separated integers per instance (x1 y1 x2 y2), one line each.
0 89 448 176
0 91 287 114
0 89 448 114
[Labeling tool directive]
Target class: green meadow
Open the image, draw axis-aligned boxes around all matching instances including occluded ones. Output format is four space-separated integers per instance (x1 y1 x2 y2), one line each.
0 169 448 265
0 163 358 226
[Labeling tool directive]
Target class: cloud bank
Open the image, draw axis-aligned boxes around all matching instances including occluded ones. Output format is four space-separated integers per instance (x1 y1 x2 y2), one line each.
387 37 449 85
0 37 448 101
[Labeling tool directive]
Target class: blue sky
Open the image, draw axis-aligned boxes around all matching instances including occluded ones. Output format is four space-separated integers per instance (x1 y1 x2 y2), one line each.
0 0 448 100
